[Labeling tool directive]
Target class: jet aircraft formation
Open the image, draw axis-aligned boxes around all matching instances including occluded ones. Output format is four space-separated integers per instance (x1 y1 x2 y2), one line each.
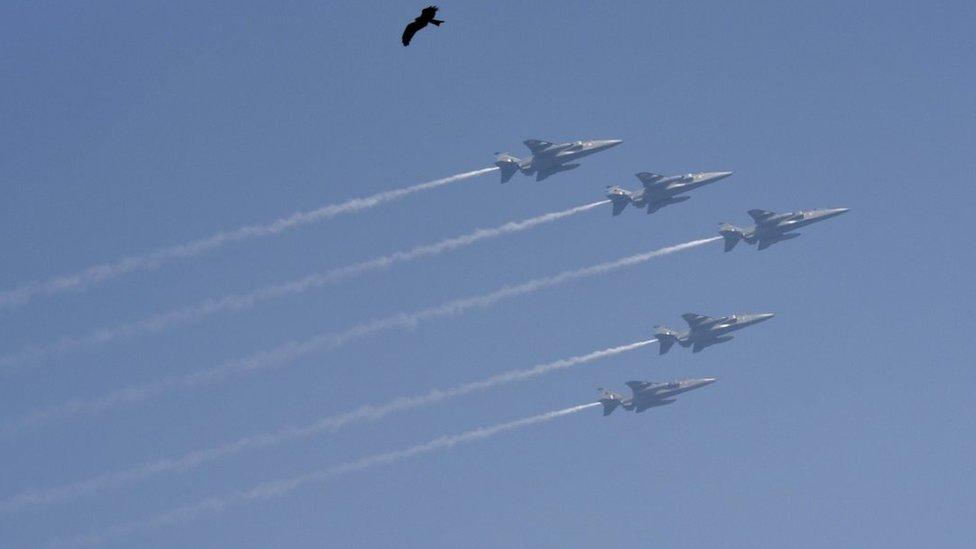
397 13 840 416
492 137 848 416
0 132 850 546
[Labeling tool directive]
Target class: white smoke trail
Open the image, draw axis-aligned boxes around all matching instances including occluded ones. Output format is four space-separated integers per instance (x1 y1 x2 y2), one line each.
0 167 497 311
46 403 599 549
2 236 719 436
1 340 649 512
0 200 608 371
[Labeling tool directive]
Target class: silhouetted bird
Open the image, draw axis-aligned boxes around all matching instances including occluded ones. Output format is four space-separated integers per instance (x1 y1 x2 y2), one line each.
402 6 443 46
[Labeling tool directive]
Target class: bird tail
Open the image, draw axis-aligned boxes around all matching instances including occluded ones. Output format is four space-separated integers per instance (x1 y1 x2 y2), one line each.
431 19 444 26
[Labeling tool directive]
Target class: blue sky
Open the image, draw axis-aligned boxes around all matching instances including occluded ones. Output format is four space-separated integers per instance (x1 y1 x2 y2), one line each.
1 1 974 547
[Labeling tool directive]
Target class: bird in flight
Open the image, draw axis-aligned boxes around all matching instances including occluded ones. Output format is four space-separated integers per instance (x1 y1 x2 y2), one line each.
402 6 444 46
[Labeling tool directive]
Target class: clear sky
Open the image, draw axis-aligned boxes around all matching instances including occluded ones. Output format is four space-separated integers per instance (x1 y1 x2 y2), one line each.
2 1 974 547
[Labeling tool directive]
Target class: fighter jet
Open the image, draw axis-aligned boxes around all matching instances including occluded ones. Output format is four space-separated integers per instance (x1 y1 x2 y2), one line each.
606 171 733 215
598 378 716 415
494 138 623 182
720 208 849 251
654 312 775 354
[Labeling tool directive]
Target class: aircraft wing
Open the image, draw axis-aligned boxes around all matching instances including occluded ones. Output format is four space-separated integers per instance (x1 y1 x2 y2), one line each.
778 214 805 227
534 163 579 181
635 172 667 189
635 399 675 413
523 139 554 154
758 233 800 250
625 381 650 396
681 313 713 330
747 209 779 225
535 166 556 181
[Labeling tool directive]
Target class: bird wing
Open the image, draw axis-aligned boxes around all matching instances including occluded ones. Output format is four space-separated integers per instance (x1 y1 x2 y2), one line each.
402 20 423 46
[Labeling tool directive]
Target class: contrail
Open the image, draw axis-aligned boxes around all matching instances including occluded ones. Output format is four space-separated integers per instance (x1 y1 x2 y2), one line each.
1 340 650 512
46 403 599 549
0 200 609 371
0 167 497 311
2 236 719 436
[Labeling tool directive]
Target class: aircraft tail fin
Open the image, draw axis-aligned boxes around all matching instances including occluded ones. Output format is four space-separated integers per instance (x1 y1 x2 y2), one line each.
598 389 624 416
654 326 681 355
606 186 632 216
494 153 521 183
719 223 745 252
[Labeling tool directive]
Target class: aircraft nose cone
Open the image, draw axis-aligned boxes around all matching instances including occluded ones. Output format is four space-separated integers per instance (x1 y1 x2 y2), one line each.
699 378 717 387
699 171 733 183
818 207 849 219
598 139 624 149
741 313 775 325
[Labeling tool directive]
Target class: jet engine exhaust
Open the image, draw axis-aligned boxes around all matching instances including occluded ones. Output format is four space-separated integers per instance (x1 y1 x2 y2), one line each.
3 237 717 437
45 403 600 549
0 340 649 513
0 199 609 372
0 167 498 310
